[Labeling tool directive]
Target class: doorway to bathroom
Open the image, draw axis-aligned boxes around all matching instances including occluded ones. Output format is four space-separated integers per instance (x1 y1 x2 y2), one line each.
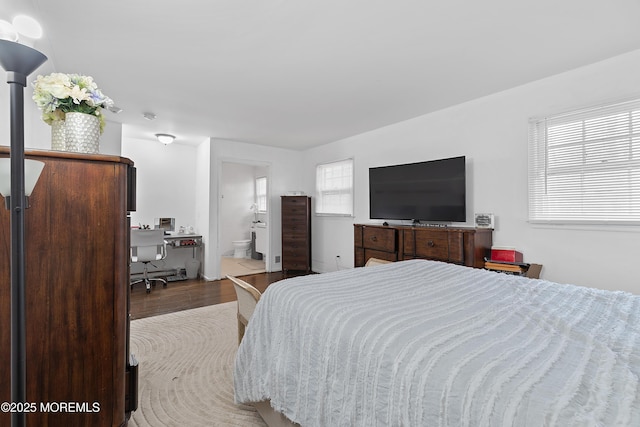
219 160 270 278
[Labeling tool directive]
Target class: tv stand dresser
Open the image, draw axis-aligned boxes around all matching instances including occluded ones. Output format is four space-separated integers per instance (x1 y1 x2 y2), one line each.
354 224 492 268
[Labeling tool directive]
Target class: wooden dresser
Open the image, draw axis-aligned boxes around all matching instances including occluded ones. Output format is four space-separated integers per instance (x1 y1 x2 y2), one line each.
354 223 492 268
0 148 137 426
281 196 311 274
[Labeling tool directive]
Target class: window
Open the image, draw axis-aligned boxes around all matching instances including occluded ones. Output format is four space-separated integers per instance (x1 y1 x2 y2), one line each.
528 97 640 224
315 158 354 216
255 176 267 212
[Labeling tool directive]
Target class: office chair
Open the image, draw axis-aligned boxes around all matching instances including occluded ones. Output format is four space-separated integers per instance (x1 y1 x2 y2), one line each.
130 228 167 293
227 275 262 344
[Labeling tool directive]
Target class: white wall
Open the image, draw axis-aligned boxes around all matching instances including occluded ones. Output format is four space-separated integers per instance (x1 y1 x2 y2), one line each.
121 137 197 230
304 49 640 294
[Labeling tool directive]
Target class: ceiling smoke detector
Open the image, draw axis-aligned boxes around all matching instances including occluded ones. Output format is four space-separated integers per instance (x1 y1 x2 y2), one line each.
143 112 156 121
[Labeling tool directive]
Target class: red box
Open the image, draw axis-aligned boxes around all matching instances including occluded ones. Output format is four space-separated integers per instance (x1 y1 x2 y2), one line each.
491 247 523 263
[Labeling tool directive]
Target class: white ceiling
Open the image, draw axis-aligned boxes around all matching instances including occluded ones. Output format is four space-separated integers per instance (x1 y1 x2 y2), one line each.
4 0 640 149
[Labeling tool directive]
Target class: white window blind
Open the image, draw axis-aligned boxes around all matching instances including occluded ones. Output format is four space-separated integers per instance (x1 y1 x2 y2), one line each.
528 97 640 224
255 176 267 212
315 158 353 216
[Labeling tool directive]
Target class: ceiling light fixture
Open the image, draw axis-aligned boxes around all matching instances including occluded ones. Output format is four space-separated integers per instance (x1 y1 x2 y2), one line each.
143 112 156 121
155 133 175 145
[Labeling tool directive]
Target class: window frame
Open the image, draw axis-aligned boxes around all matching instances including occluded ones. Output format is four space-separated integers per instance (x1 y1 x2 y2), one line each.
315 158 354 217
255 176 267 213
528 97 640 226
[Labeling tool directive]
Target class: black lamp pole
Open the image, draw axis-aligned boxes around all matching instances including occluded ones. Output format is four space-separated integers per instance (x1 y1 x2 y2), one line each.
0 39 47 427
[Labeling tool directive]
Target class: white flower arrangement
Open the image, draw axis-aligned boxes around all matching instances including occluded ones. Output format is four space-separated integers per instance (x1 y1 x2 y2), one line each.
32 73 114 133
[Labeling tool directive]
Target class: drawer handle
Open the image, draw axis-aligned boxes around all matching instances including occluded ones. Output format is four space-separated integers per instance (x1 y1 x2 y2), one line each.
370 236 377 242
428 240 435 247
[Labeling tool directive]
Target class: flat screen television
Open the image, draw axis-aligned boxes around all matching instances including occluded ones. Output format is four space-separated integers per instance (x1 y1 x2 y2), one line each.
369 156 466 223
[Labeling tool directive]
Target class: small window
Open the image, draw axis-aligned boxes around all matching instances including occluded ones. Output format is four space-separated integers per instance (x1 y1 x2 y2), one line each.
315 158 354 216
528 97 640 224
255 176 267 212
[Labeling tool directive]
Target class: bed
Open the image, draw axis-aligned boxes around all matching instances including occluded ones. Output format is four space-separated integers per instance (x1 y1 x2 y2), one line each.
234 259 640 426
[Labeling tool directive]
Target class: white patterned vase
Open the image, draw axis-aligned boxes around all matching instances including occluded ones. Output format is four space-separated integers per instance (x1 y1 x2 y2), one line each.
50 119 66 151
64 112 100 154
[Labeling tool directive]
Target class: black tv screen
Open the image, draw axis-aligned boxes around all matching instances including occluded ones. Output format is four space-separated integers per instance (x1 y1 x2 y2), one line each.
369 156 466 222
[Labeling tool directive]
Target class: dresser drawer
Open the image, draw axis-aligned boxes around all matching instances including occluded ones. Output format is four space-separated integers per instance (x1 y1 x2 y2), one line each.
282 215 309 232
283 259 310 271
282 234 308 246
282 196 308 209
404 229 449 261
282 246 309 258
362 227 396 252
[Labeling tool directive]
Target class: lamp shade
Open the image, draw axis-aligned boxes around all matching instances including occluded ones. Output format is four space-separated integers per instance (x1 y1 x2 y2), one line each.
0 19 18 42
0 158 45 197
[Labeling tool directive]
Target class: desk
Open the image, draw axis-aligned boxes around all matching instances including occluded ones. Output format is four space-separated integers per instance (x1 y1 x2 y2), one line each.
164 234 202 256
164 234 203 281
131 234 203 282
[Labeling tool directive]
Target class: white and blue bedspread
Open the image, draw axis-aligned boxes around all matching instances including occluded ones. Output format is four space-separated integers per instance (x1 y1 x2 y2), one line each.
234 260 640 426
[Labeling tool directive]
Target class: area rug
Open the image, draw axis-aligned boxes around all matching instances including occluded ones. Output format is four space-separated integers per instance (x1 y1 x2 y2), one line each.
128 302 266 427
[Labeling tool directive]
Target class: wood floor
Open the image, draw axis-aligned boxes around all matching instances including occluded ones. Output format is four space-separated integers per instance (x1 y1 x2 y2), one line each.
130 271 307 320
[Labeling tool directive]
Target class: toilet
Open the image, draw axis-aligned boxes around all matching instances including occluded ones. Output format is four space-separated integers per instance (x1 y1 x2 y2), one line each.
232 240 251 258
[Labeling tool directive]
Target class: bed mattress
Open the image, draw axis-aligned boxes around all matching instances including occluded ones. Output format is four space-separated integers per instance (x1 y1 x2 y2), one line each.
234 260 640 426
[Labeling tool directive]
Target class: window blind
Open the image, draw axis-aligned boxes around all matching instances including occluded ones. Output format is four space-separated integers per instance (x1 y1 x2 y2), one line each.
255 176 267 212
528 97 640 224
315 158 353 216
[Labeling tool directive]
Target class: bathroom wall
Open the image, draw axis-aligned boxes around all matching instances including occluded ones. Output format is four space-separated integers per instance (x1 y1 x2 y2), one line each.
220 162 256 256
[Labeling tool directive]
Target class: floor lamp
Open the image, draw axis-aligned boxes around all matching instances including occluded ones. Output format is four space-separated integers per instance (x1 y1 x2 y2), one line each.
0 39 47 427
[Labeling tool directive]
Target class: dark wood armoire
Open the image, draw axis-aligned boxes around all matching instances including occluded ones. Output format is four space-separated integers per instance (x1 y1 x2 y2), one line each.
0 147 137 426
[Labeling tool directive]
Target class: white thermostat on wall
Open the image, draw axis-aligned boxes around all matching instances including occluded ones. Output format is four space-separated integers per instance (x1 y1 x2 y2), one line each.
474 213 494 229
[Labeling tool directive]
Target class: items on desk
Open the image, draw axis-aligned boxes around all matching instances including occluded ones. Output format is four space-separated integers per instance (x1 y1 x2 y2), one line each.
177 225 195 234
155 217 175 232
172 239 198 247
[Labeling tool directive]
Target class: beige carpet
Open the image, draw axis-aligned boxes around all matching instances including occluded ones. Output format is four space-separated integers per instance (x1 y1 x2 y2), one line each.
128 302 266 427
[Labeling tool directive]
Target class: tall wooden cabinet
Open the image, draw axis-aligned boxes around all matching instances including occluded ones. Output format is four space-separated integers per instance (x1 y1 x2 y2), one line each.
0 148 137 427
354 224 492 268
281 196 311 274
